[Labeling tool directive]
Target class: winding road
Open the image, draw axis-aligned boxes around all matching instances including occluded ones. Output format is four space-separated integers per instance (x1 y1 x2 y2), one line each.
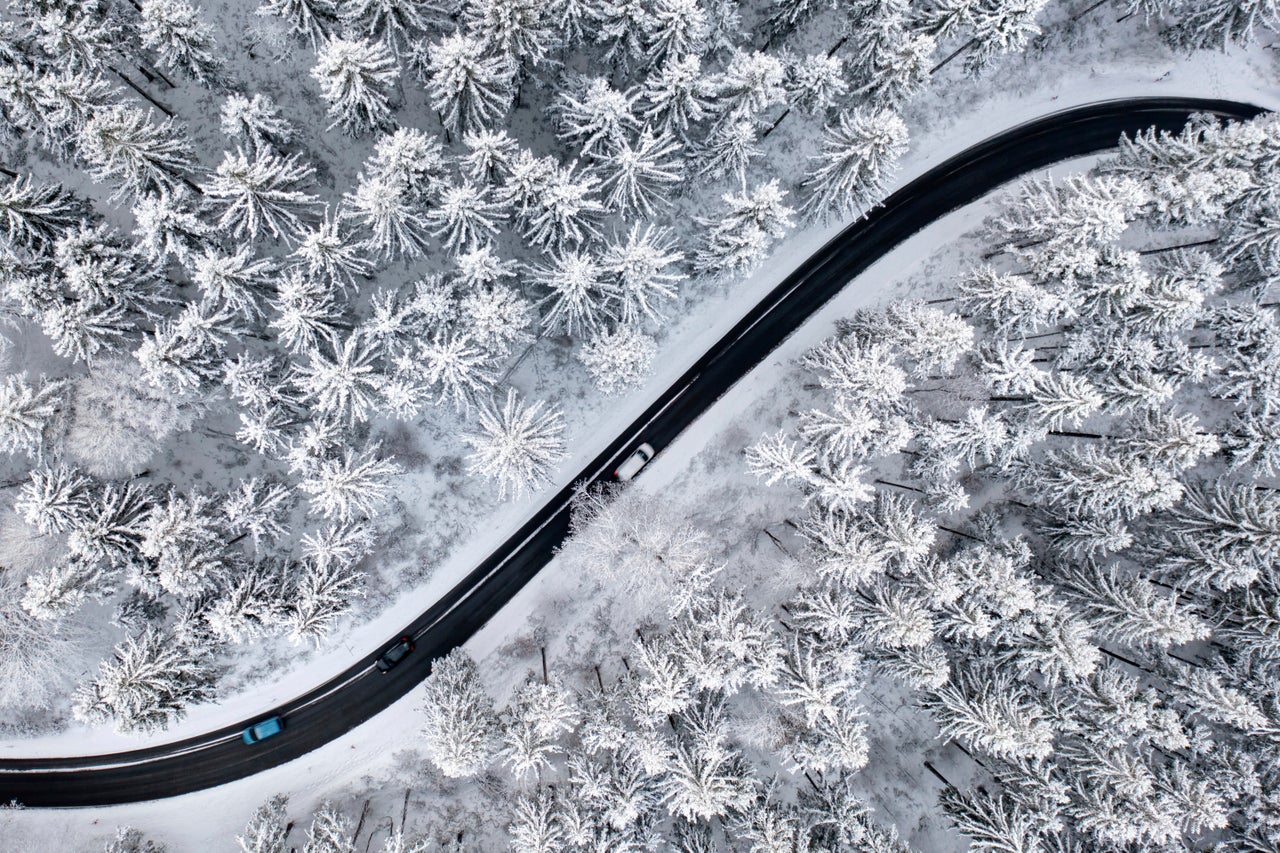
0 97 1264 807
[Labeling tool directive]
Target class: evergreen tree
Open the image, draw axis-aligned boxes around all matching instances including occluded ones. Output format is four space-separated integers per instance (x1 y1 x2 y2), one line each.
236 795 290 853
256 0 340 46
0 174 89 254
578 325 657 393
139 0 224 86
464 388 565 498
427 180 507 253
299 446 399 522
0 373 66 457
77 105 195 201
421 649 499 777
341 0 441 57
311 35 398 136
73 627 215 733
204 147 321 243
801 108 908 222
553 76 639 158
695 179 795 275
602 222 685 326
220 92 295 150
423 33 515 135
641 54 713 142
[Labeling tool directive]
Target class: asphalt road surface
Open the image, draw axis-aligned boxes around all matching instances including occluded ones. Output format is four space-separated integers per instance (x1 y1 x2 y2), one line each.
0 97 1264 807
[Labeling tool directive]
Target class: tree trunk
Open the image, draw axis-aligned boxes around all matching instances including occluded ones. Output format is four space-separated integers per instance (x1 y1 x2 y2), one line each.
110 67 174 117
540 646 548 684
352 799 371 845
930 38 977 75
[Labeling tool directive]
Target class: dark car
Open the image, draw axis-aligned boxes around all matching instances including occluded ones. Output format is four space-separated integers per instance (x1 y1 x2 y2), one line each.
242 715 285 745
376 636 415 672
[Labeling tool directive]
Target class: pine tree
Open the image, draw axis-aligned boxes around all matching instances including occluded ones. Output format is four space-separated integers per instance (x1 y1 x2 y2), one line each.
368 126 447 198
785 52 848 116
533 249 619 336
645 0 709 68
640 54 713 142
711 49 786 126
464 388 565 499
924 668 1054 761
421 649 499 777
204 147 321 243
344 173 432 260
311 35 397 136
0 373 66 457
341 0 441 57
131 186 213 263
257 0 339 46
294 334 384 425
594 0 655 69
578 325 657 394
285 552 366 644
220 92 295 150
237 795 290 853
553 76 639 158
293 208 375 288
139 0 224 86
77 105 195 201
0 174 89 253
516 162 605 252
73 626 215 733
190 245 277 319
597 129 683 219
464 0 559 66
1171 0 1280 49
423 33 515 135
269 270 350 355
458 283 533 357
801 108 908 222
223 477 293 552
695 179 795 275
696 119 758 185
299 446 399 522
603 223 685 325
963 0 1050 76
427 180 507 253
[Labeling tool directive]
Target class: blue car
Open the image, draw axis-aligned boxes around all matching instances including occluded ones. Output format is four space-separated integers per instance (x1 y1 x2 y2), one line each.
242 716 285 745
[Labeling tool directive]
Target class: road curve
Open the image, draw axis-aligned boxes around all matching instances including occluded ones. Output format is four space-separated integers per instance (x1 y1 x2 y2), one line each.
0 97 1264 807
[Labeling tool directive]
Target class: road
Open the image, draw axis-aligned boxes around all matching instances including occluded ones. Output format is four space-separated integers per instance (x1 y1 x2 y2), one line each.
0 97 1263 807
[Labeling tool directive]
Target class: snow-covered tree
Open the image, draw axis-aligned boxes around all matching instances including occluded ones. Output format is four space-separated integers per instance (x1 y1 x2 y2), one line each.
0 373 66 457
533 249 619 336
341 0 441 57
236 795 290 853
464 388 565 499
345 173 432 260
553 76 639 158
131 186 212 263
1171 0 1280 49
293 208 375 288
641 54 713 142
801 108 908 221
421 649 498 777
603 223 684 325
0 174 89 253
303 803 355 853
220 92 295 150
423 33 515 135
597 129 683 219
140 0 223 86
464 0 559 66
695 179 795 275
204 147 320 243
311 35 398 136
285 551 366 644
257 0 340 45
711 49 786 127
785 52 848 116
578 325 657 393
427 180 506 253
73 627 215 733
77 105 194 201
299 446 399 522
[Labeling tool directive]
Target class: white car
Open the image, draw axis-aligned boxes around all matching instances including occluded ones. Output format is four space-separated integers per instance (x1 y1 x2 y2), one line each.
614 443 655 481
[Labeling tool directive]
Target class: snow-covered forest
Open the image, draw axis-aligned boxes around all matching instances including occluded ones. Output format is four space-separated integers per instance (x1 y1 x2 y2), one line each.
2 0 1256 737
1 0 1279 842
154 105 1280 853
